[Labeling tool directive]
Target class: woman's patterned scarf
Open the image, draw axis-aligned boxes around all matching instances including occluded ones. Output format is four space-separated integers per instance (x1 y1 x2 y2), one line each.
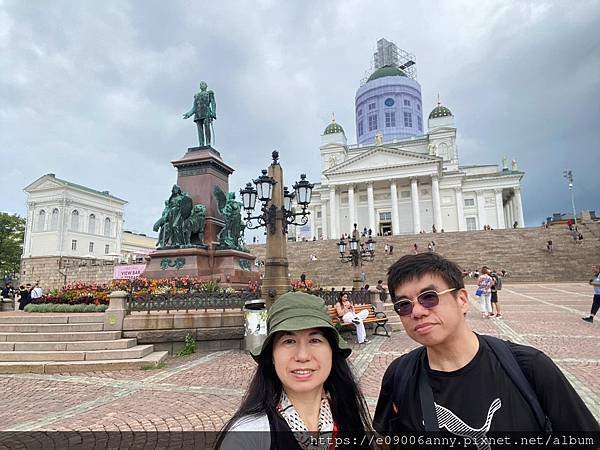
276 390 335 450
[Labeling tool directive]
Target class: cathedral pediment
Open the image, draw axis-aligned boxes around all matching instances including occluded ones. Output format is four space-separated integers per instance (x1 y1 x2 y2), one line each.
324 147 439 175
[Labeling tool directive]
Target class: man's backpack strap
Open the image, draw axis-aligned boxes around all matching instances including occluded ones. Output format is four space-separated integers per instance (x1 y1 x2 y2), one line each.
480 335 552 433
418 361 439 431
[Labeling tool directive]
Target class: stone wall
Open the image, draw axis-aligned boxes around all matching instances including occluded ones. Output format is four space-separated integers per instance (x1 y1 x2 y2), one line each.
20 256 115 290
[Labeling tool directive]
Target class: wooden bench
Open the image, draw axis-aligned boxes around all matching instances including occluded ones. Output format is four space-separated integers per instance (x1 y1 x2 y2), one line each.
327 304 390 337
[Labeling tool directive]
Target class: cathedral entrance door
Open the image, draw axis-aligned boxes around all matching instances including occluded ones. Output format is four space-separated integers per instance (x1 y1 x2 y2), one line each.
379 222 392 236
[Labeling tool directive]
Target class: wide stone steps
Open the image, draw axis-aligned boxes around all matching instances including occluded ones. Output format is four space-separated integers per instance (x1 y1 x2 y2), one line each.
0 314 167 373
0 331 122 342
0 352 168 374
250 226 600 286
0 338 138 352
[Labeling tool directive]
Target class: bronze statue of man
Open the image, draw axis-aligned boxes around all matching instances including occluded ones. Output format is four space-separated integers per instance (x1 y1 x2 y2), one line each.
183 81 217 147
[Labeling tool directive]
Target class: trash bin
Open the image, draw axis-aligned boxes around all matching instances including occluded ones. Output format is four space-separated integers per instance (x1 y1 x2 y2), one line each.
243 299 268 352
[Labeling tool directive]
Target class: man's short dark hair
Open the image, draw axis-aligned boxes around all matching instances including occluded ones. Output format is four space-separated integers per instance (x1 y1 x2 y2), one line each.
387 253 465 301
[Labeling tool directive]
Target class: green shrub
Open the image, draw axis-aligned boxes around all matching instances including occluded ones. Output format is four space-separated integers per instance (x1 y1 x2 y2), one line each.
176 334 197 357
22 303 107 313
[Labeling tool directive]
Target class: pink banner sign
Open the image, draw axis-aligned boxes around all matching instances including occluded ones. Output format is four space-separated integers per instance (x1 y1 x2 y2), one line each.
113 264 146 280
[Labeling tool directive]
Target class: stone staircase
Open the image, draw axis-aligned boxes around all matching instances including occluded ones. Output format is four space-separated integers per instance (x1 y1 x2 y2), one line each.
0 313 168 373
249 226 600 287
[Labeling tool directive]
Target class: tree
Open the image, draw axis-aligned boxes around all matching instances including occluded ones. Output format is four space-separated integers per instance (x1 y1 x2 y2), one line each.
0 213 26 279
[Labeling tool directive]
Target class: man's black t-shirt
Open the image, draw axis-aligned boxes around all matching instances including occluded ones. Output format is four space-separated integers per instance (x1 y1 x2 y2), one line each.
375 334 599 434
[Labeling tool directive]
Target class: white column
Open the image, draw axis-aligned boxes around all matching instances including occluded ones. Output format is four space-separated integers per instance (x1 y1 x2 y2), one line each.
115 213 123 255
348 184 356 231
367 182 376 233
411 177 421 234
455 188 466 231
24 202 35 257
309 207 315 240
390 181 400 235
507 198 514 227
431 175 442 232
494 189 505 229
504 204 509 230
476 191 485 230
329 186 337 239
321 202 328 239
513 187 524 228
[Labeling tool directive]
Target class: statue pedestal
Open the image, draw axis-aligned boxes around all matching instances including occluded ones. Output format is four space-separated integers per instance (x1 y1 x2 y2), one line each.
143 247 260 290
171 146 234 245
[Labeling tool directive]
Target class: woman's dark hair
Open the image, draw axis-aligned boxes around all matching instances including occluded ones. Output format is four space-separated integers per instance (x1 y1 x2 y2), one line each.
337 291 349 305
387 253 465 302
214 328 373 449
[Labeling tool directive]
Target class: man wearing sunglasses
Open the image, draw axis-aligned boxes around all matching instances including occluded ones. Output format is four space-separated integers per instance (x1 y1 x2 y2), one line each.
374 253 598 441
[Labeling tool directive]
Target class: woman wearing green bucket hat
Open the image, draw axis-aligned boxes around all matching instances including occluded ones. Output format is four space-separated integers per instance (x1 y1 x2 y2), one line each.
215 292 374 450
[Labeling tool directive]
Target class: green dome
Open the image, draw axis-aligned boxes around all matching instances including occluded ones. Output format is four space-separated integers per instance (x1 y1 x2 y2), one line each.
429 104 453 119
324 120 345 135
367 65 406 82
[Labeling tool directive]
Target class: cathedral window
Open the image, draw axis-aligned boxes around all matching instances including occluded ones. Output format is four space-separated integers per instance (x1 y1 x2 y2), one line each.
417 116 423 131
403 99 411 107
104 217 111 237
403 111 413 127
464 198 475 207
71 240 77 251
368 114 378 131
357 108 363 116
71 210 79 230
368 102 376 111
358 120 364 136
88 214 96 234
105 244 110 255
385 111 396 127
50 208 59 230
89 242 94 253
36 210 46 232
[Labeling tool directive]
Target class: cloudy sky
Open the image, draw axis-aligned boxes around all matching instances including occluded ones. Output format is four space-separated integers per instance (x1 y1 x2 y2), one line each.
1 0 599 240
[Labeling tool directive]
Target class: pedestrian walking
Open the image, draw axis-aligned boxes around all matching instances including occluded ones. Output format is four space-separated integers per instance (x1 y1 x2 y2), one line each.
582 265 600 323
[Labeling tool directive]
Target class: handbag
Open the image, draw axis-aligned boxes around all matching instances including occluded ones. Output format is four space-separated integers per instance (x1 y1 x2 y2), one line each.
475 288 483 297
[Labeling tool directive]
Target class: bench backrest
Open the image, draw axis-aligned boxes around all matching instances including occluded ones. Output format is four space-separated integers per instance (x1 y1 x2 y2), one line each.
328 304 374 324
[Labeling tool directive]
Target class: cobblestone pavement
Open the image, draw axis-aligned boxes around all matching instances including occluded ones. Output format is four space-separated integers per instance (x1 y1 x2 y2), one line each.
0 283 598 439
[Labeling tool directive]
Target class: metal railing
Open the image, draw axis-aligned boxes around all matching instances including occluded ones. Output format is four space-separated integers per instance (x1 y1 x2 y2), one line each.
311 290 371 306
126 291 259 313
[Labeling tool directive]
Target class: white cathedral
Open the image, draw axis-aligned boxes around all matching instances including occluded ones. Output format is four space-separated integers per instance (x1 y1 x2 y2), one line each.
304 39 524 239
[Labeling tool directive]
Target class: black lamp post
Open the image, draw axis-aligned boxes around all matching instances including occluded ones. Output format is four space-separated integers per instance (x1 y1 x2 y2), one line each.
337 230 376 290
238 151 314 307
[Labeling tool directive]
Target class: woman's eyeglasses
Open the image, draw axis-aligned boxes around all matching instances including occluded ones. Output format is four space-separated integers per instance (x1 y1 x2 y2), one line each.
393 288 457 316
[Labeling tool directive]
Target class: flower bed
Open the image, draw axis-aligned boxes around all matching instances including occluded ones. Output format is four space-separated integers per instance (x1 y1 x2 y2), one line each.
34 277 238 305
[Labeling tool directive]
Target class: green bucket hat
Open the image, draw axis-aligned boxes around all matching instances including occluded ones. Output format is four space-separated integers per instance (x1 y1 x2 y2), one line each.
251 291 351 360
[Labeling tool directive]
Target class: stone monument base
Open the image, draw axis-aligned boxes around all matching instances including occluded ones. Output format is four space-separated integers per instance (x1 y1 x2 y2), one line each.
142 247 259 290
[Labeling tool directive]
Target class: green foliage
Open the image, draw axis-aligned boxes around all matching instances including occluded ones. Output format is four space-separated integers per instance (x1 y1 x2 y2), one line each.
200 279 221 293
176 333 197 357
0 213 25 278
24 303 107 313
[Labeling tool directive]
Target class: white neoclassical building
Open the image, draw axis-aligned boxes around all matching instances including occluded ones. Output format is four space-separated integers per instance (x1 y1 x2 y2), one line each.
300 39 525 240
305 105 525 240
23 174 127 259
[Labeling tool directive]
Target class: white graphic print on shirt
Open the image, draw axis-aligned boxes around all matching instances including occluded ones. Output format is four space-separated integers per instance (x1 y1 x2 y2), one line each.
435 398 502 450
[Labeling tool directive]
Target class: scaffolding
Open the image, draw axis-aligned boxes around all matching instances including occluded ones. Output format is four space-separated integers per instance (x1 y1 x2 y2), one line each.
361 39 417 85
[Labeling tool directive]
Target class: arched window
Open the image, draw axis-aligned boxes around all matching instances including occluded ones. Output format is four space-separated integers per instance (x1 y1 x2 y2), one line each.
50 208 59 230
71 210 79 230
36 210 46 232
104 217 111 237
88 214 96 234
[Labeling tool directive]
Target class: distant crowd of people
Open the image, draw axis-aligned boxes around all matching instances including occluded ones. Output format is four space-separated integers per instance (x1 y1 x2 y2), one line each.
1 282 43 310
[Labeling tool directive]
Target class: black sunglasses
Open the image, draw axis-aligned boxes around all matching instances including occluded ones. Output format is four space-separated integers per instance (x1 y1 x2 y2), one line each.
393 288 457 316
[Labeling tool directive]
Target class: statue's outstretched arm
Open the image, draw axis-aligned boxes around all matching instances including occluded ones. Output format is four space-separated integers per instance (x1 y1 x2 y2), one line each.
183 97 196 119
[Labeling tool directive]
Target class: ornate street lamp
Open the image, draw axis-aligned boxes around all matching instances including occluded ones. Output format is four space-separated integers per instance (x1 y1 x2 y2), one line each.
562 170 577 228
337 227 376 289
239 151 314 307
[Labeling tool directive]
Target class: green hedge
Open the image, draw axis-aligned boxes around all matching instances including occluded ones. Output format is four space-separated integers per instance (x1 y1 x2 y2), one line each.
24 303 108 313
